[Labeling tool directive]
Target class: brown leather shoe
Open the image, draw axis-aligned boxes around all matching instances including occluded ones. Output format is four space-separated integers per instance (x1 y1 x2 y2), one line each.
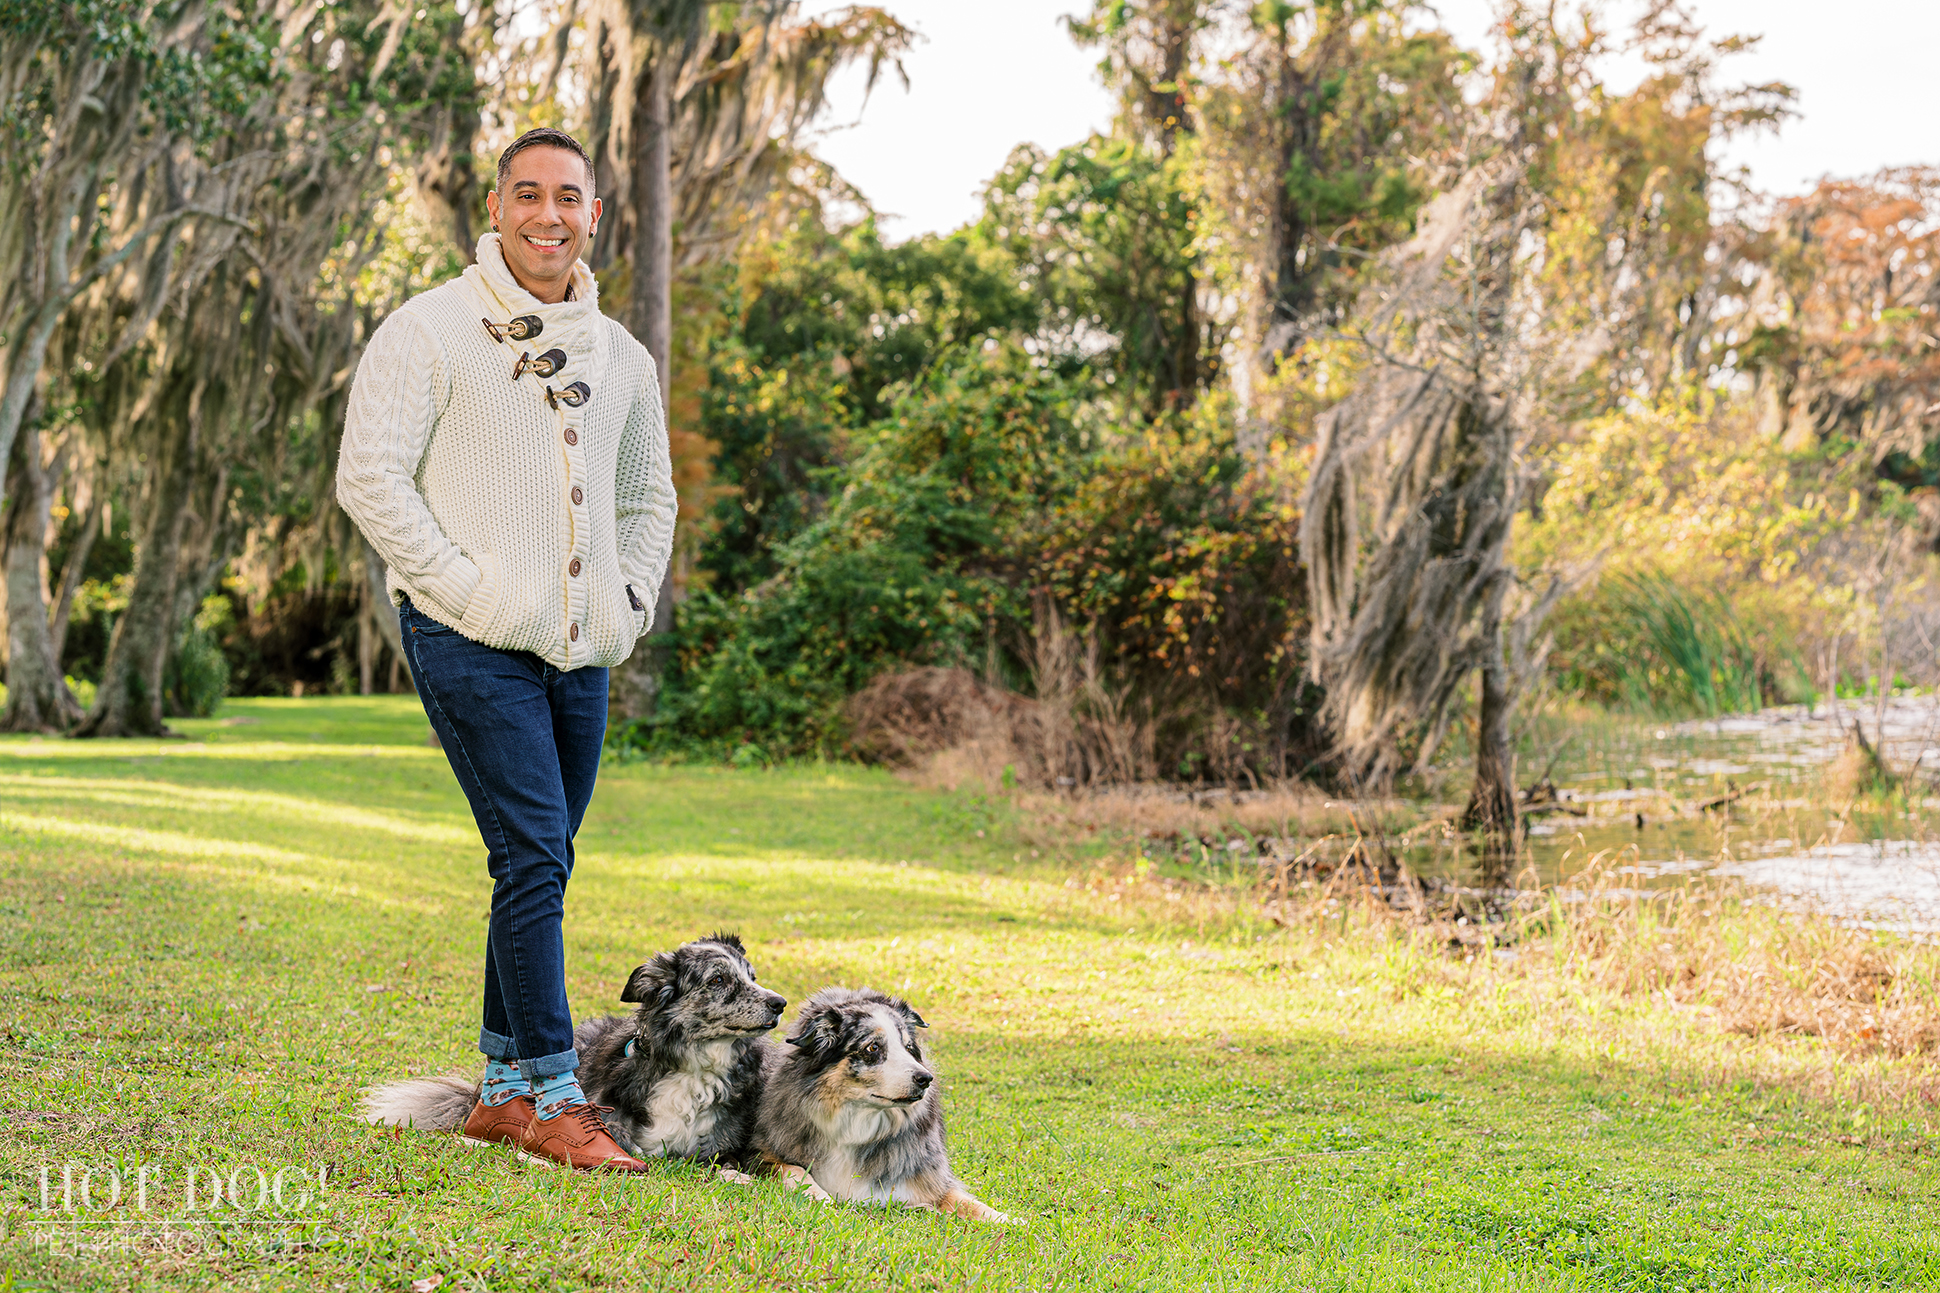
518 1102 649 1172
460 1095 535 1149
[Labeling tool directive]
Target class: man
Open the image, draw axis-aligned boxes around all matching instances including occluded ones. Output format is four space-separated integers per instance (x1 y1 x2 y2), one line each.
336 127 675 1172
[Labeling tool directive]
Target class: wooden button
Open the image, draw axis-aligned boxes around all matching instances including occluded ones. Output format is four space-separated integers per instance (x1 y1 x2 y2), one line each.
564 428 578 446
569 623 579 641
571 486 583 505
569 558 581 576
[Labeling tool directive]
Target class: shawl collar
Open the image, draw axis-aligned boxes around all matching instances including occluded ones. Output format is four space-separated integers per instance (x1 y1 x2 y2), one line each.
464 233 602 368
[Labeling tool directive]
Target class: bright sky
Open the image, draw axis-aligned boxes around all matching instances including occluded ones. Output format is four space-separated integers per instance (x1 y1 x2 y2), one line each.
803 0 1940 239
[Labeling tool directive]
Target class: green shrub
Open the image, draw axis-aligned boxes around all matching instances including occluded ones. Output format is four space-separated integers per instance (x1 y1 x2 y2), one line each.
623 345 1082 759
1550 569 1778 717
166 594 233 718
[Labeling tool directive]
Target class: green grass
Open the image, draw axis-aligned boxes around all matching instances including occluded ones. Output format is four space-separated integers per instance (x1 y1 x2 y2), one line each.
3 697 1938 1290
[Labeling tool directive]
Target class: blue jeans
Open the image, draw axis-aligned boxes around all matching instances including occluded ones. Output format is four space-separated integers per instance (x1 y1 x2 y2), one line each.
399 596 608 1078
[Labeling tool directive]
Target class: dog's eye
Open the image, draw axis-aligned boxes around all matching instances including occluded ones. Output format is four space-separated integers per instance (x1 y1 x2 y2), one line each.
860 1043 883 1064
707 974 725 990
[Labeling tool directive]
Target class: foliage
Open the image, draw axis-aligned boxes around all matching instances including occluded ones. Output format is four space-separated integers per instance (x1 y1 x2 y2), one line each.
1514 0 1794 407
638 345 1095 758
163 594 233 718
1188 1 1474 377
698 219 1037 597
1524 390 1880 708
1741 168 1940 496
1031 406 1316 780
655 199 1314 780
1566 569 1764 717
977 136 1207 414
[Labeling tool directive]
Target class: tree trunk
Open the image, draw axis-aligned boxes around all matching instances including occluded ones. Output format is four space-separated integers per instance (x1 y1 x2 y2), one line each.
1151 6 1199 414
1 427 81 732
48 491 102 665
1462 597 1519 848
629 54 675 406
0 301 67 507
73 405 198 738
609 52 677 723
363 536 405 658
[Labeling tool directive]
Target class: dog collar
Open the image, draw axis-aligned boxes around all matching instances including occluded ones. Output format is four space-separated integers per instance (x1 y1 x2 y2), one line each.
623 1038 637 1059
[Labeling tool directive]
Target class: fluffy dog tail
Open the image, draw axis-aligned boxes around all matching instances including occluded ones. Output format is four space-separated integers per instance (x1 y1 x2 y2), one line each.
359 1073 477 1131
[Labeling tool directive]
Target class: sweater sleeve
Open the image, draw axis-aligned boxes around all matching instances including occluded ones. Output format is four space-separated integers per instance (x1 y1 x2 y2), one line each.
335 309 482 623
613 351 678 634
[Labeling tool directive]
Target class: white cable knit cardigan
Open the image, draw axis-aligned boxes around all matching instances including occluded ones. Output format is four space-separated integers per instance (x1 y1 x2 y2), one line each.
336 234 676 671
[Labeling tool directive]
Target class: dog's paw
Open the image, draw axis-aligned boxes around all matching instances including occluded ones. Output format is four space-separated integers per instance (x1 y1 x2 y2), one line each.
715 1168 756 1186
779 1164 834 1203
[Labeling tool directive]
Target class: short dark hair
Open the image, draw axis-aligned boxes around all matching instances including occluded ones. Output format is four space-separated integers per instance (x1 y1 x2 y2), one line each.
496 127 596 198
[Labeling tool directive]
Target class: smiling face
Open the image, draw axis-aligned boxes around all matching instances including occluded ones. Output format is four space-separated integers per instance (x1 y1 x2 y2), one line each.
485 145 600 304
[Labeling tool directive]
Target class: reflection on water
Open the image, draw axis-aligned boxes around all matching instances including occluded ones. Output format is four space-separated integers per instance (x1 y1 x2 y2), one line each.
1428 696 1940 931
1719 842 1940 933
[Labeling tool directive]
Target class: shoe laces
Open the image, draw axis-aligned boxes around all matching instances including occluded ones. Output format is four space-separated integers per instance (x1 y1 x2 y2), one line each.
560 1101 616 1137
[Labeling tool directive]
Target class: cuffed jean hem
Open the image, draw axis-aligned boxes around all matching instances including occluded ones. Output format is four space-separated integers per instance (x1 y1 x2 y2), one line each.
478 1028 517 1062
519 1045 580 1079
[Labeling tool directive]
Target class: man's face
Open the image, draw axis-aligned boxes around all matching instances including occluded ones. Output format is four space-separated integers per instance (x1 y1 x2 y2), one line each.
486 146 601 303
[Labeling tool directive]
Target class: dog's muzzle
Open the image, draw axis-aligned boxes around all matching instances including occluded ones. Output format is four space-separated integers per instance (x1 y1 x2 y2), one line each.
890 1071 934 1103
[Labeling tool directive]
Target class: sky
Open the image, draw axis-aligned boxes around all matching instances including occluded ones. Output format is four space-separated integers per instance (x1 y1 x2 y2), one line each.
801 0 1940 240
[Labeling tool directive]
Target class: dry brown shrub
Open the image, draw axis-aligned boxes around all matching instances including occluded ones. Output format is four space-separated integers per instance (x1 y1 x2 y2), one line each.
1822 738 1874 803
846 601 1168 794
845 667 1040 781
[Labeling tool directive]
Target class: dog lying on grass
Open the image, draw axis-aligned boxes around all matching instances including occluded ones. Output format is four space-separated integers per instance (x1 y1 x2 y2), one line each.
361 933 783 1164
749 987 1009 1223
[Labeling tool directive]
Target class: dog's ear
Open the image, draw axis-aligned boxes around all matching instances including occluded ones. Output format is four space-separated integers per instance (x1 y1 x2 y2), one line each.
784 1010 836 1055
620 952 679 1006
707 931 746 955
897 1001 929 1030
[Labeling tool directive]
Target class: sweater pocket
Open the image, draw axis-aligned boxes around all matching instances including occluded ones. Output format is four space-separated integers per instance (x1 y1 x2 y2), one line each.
458 550 504 640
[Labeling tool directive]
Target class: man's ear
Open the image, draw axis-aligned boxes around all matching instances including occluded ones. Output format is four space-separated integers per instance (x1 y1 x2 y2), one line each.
620 952 679 1006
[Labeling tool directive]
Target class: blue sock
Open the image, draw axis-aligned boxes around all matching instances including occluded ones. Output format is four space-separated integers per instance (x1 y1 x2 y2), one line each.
531 1069 586 1121
480 1058 529 1107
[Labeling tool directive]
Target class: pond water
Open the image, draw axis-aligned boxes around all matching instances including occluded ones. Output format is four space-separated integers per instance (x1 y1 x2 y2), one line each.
1476 694 1940 931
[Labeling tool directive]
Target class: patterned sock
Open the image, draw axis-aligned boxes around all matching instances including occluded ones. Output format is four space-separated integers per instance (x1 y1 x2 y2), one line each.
531 1069 586 1121
480 1058 528 1107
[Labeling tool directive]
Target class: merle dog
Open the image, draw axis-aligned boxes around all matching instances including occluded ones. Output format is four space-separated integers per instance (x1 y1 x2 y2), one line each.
751 987 1008 1221
575 932 783 1161
362 933 784 1165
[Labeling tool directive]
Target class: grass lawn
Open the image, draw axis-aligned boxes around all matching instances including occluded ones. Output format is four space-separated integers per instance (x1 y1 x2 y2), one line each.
2 696 1938 1291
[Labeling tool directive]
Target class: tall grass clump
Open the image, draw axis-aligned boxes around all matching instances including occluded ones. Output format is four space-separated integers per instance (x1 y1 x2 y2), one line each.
1605 571 1763 715
1551 569 1773 717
